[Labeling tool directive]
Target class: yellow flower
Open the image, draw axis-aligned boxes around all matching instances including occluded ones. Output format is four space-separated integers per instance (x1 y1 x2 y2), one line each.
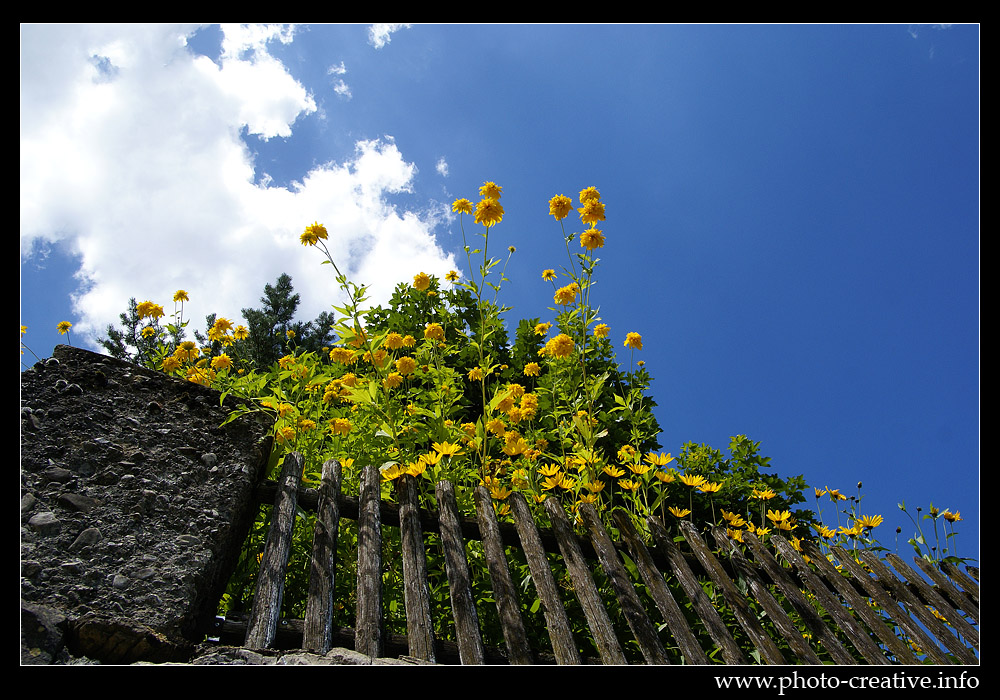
538 463 562 477
381 463 407 482
174 340 199 362
623 332 643 350
300 221 328 246
541 474 564 491
698 481 723 495
722 510 747 528
727 528 745 542
173 290 189 302
474 198 504 226
856 514 883 529
644 452 674 467
210 354 233 371
522 362 541 378
233 325 249 340
161 355 182 373
433 441 464 458
137 301 166 320
669 506 692 518
942 510 962 523
603 465 625 478
593 323 610 339
541 269 557 281
814 487 826 498
618 479 642 493
297 418 317 431
653 470 675 484
329 418 352 436
534 322 552 337
412 272 431 291
467 366 485 382
452 198 473 214
548 194 573 220
383 372 403 390
329 347 355 364
813 524 837 539
553 282 580 306
277 402 295 417
141 326 156 339
579 186 601 203
579 227 605 251
753 487 777 500
445 270 460 282
275 426 296 445
585 480 606 493
479 181 502 200
679 474 706 488
385 332 405 350
578 198 606 225
396 356 417 375
489 483 512 500
826 487 847 502
424 322 445 341
766 509 791 524
543 333 575 359
628 462 651 476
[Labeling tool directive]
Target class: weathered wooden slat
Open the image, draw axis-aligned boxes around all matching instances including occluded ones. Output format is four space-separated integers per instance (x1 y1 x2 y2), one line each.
303 458 342 653
435 480 485 665
508 491 581 665
612 511 709 664
860 551 976 664
244 451 303 649
579 504 670 664
396 475 436 662
911 557 979 625
545 498 628 665
830 546 951 665
943 561 979 602
794 539 919 664
884 553 979 655
740 531 863 664
678 521 786 665
354 463 383 658
474 485 534 664
710 528 824 664
647 516 746 664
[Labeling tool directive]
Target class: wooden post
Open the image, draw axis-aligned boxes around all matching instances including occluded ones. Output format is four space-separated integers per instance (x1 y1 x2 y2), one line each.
355 463 383 658
244 451 302 649
612 511 708 664
303 458 342 653
396 475 436 662
647 516 747 664
544 497 627 665
579 503 670 664
474 485 533 664
435 480 485 664
509 491 581 665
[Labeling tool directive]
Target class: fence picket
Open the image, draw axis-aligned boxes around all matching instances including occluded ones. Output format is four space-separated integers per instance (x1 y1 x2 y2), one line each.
544 497 627 665
680 521 787 664
303 458 342 653
647 516 747 664
435 480 485 664
508 491 581 664
355 464 383 658
396 475 436 662
580 503 670 664
244 452 303 649
474 485 534 664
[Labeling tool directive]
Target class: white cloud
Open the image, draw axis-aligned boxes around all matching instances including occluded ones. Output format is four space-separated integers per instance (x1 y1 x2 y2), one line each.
435 157 449 177
20 23 455 350
368 24 411 50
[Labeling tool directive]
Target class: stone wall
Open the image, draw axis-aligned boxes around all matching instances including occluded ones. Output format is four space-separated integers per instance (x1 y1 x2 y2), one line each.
20 345 274 664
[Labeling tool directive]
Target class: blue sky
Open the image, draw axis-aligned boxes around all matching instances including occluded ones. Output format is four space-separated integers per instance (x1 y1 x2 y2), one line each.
20 24 979 564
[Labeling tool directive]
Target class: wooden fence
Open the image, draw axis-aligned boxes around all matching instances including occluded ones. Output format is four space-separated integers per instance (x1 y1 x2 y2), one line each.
215 454 979 665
